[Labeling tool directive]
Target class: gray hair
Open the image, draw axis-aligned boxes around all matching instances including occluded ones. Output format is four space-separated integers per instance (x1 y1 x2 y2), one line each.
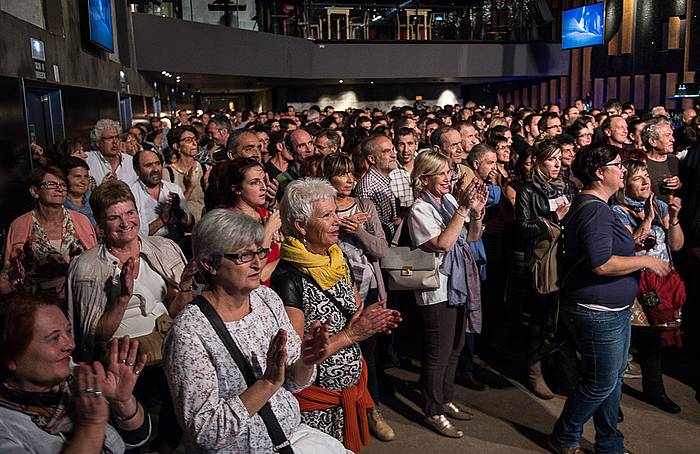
280 178 337 237
90 119 122 145
641 117 671 149
192 209 264 278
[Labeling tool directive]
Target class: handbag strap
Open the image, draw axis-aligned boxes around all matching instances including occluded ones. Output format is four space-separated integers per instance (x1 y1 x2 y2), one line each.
558 199 604 287
285 264 355 320
192 297 294 454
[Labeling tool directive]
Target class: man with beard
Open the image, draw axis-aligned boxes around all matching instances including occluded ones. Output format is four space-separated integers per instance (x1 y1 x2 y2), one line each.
130 150 193 240
354 133 399 237
390 127 418 210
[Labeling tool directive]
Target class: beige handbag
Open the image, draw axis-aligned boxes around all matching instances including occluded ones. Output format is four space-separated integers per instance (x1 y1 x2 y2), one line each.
133 313 173 367
380 220 440 291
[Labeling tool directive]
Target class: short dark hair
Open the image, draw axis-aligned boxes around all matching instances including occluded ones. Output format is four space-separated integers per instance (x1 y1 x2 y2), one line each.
556 133 575 147
208 116 232 132
169 125 199 147
537 112 560 132
132 149 162 172
226 129 258 154
60 156 90 174
571 144 620 187
601 114 623 132
29 166 66 189
466 143 496 167
223 158 265 207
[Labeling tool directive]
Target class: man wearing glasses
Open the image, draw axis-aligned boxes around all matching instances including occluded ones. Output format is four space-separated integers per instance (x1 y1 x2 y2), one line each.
86 118 139 185
538 112 563 139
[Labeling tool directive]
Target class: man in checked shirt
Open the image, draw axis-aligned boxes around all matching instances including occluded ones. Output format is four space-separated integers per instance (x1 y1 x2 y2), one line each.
390 127 418 215
354 134 400 239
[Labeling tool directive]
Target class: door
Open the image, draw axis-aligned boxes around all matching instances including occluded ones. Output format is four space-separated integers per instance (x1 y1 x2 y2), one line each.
25 87 64 155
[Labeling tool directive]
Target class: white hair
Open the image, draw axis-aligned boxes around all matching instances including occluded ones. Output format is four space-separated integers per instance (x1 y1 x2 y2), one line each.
280 178 337 237
90 119 122 144
192 209 263 278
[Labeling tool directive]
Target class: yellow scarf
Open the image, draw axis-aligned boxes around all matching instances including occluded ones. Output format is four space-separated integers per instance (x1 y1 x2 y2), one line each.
280 236 350 290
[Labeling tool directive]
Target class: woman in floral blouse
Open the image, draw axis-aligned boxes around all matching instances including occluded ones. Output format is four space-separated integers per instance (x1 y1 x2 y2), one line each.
1 167 95 300
165 209 348 453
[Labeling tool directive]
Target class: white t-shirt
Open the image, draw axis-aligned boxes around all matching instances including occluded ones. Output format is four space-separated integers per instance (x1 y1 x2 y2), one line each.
108 252 169 339
85 151 138 186
406 193 469 306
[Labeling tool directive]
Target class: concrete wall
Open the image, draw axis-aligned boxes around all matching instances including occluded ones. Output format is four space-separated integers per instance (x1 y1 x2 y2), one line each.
132 14 570 82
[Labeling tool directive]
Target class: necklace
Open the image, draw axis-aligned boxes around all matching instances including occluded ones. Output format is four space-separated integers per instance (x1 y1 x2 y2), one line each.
106 245 141 263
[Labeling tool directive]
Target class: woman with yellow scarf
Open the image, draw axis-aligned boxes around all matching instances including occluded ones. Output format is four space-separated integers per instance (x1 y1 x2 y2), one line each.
271 178 401 453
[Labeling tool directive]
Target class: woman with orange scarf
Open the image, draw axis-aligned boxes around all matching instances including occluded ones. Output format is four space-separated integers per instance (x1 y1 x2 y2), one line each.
271 178 401 452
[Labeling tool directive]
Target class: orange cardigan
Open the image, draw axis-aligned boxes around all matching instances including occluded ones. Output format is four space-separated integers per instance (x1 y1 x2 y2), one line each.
295 358 374 452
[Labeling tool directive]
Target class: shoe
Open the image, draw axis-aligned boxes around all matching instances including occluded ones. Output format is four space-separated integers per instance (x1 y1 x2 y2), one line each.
623 361 642 379
528 361 554 400
459 373 489 391
367 407 396 441
646 393 681 414
618 407 624 423
547 437 583 454
443 402 474 421
424 414 463 438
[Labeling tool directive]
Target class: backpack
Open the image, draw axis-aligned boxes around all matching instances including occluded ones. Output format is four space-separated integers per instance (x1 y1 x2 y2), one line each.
530 199 598 295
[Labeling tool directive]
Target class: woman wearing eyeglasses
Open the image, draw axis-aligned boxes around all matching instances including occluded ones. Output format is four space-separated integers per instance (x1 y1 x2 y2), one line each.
164 209 347 453
1 167 96 299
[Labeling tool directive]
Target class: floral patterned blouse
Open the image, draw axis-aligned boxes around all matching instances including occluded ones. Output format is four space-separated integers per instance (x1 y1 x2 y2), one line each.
164 286 315 453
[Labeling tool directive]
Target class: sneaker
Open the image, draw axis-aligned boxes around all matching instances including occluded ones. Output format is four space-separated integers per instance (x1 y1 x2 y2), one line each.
443 402 474 421
424 414 463 438
624 361 642 379
547 437 583 454
368 407 396 441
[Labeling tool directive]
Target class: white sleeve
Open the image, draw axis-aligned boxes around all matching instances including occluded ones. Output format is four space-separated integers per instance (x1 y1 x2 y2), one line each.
407 201 443 247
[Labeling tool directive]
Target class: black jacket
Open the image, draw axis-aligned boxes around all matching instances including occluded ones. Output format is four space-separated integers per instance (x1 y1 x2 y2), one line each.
515 180 574 259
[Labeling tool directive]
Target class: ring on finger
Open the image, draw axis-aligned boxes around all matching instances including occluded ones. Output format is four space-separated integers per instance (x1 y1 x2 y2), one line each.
120 359 127 364
93 390 103 397
134 369 141 375
85 387 95 394
127 361 135 367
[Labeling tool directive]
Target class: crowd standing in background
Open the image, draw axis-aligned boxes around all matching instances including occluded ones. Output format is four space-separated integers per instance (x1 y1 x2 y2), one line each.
0 97 699 454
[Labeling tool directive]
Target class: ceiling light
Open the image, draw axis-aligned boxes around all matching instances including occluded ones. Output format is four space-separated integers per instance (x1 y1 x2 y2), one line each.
339 79 344 84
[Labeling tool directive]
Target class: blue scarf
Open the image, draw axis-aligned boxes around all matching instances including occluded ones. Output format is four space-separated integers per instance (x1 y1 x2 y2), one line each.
420 192 482 328
623 196 663 228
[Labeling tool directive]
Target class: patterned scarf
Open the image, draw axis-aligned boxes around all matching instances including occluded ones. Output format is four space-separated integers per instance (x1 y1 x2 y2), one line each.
533 173 565 199
0 381 73 435
26 209 77 289
280 236 351 290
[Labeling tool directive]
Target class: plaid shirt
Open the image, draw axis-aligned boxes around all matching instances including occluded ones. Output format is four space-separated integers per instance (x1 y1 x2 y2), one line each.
354 167 398 237
390 166 414 208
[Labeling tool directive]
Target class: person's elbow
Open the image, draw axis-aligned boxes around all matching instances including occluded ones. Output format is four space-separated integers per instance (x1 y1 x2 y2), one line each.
591 257 612 276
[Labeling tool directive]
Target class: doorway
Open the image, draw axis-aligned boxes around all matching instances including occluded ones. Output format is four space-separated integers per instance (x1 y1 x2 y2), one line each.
24 86 64 156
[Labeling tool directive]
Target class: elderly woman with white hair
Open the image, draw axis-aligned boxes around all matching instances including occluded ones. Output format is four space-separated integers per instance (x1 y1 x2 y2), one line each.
164 209 348 454
270 178 401 453
85 118 139 185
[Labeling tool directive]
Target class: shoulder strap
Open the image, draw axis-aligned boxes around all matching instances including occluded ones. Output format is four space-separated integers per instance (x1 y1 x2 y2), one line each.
192 297 294 454
284 265 355 320
165 166 175 182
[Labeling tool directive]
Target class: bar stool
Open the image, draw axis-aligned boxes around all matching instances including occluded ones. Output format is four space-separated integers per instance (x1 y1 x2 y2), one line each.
405 8 431 40
322 7 352 39
349 11 369 40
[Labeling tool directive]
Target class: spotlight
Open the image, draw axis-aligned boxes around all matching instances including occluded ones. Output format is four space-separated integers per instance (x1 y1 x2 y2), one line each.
339 79 344 84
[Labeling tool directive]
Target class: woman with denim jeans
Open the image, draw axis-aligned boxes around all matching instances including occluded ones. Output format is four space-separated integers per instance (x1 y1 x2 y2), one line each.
548 145 670 454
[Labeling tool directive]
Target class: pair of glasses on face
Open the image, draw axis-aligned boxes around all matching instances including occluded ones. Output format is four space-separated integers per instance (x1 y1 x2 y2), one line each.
39 181 68 190
223 247 270 264
602 161 625 170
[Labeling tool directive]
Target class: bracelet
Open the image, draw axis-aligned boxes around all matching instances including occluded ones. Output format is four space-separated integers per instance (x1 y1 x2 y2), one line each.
113 400 140 422
455 210 467 219
470 209 484 221
178 282 193 292
670 219 680 227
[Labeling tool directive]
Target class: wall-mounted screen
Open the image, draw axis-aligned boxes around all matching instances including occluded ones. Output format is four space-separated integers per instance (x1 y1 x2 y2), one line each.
88 0 114 52
562 2 605 50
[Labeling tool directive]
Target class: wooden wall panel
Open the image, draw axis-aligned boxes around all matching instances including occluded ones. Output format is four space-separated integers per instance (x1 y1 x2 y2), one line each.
665 72 678 111
582 47 592 99
634 75 646 110
607 77 618 101
684 71 696 83
594 78 605 109
668 17 681 50
560 76 570 109
619 76 631 104
540 81 548 107
649 74 661 107
514 87 521 107
522 86 529 107
608 32 619 56
549 79 558 107
531 83 540 109
571 48 581 101
621 0 635 54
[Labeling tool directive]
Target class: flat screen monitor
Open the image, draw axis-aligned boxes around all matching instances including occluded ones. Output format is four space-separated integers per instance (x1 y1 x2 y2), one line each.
562 2 605 50
88 0 114 52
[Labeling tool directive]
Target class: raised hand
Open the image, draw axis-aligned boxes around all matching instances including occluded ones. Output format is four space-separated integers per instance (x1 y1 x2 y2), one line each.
668 195 682 221
100 336 147 403
301 319 330 366
344 302 402 343
71 363 110 428
262 329 288 388
119 257 137 299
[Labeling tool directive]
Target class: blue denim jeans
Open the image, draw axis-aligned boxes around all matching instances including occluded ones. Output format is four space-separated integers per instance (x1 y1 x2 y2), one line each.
550 303 631 454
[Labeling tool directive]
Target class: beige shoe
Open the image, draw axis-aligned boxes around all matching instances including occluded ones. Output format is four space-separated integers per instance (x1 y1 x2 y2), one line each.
368 407 396 441
424 414 463 438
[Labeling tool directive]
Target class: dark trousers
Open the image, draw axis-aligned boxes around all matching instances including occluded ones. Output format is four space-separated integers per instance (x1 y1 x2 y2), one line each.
133 366 182 450
360 288 381 402
419 302 467 416
635 330 665 396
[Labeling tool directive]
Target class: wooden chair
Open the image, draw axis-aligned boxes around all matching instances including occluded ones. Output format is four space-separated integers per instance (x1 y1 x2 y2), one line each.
349 11 369 40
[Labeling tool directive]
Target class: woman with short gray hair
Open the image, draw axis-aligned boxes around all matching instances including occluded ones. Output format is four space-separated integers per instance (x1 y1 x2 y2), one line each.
271 179 401 452
165 209 346 453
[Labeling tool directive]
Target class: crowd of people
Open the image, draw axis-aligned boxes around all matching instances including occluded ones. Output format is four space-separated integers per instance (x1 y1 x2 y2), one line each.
0 97 699 454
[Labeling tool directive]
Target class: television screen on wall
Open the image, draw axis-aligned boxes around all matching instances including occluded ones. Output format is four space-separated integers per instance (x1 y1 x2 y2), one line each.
88 0 114 52
562 2 605 50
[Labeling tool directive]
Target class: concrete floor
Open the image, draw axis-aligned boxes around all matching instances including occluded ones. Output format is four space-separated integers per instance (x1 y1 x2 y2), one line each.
363 356 700 454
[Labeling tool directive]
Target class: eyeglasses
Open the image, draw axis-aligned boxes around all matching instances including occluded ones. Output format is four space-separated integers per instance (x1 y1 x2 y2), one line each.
179 136 198 144
602 161 625 169
545 124 563 130
39 181 68 190
100 135 119 142
223 247 270 264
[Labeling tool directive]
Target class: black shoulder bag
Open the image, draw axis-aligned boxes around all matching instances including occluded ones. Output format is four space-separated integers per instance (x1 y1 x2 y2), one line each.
193 296 295 454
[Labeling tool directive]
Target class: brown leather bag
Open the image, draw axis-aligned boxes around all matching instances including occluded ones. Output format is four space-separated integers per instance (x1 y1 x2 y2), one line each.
132 313 173 367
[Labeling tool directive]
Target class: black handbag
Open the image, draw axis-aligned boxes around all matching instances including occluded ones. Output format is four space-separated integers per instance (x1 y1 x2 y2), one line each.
193 296 294 454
